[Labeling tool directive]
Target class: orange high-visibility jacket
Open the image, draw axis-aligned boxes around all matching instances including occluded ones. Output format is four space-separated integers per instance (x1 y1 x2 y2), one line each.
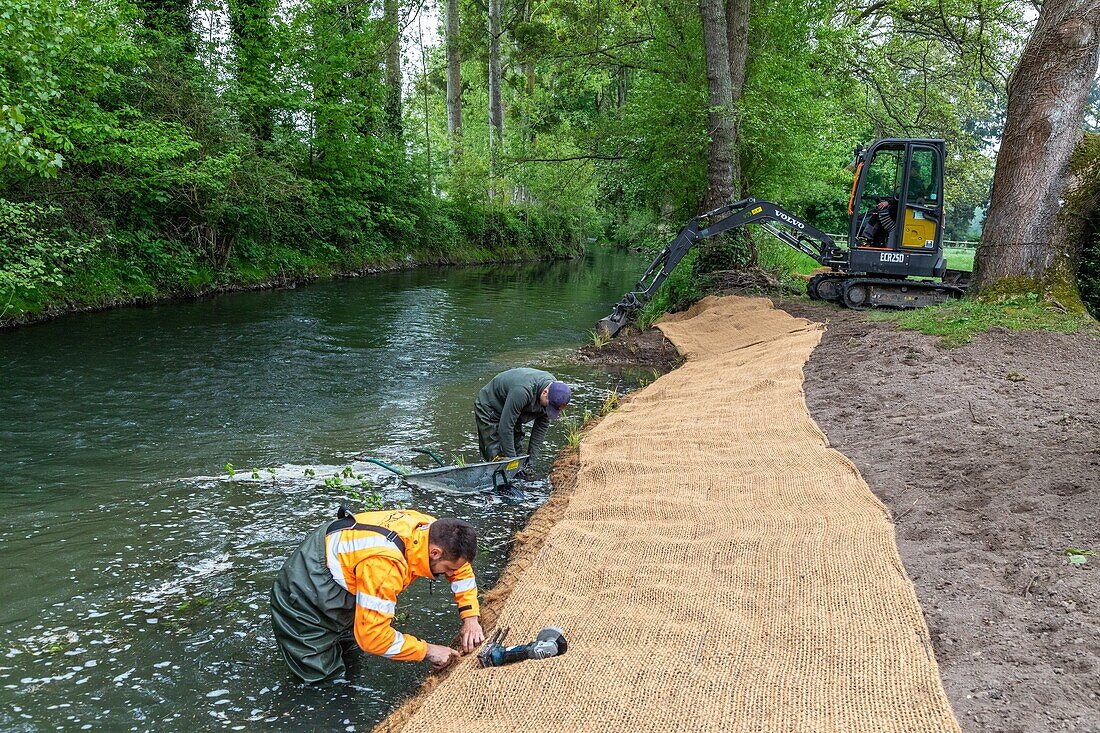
326 509 479 661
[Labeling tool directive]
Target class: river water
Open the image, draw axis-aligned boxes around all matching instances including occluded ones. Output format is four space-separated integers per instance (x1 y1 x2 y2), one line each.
0 248 648 731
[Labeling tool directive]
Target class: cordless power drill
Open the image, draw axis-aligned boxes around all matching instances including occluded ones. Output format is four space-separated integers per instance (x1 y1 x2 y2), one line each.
477 626 568 667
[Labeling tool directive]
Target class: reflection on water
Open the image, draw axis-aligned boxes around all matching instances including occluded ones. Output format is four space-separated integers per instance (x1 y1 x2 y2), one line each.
0 248 648 731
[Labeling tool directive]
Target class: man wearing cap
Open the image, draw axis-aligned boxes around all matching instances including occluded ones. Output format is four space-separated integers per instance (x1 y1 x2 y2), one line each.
474 368 571 470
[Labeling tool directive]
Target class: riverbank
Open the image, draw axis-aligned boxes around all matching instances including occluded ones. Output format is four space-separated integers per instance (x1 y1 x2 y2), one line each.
374 327 683 732
0 204 586 330
376 295 960 733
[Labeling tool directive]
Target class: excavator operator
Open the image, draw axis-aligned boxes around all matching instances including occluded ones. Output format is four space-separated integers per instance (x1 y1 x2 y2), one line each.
858 198 897 247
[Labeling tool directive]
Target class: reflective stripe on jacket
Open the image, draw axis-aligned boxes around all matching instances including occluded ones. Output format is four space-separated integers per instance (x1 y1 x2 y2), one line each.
327 509 480 662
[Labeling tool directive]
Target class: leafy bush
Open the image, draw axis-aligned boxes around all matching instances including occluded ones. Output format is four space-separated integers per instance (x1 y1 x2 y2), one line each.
0 199 96 313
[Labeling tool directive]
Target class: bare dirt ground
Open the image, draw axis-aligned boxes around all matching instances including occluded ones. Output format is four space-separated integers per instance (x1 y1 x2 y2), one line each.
575 324 685 372
776 297 1100 733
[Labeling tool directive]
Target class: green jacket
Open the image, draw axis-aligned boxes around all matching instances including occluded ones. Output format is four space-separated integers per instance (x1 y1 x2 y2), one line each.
474 368 555 459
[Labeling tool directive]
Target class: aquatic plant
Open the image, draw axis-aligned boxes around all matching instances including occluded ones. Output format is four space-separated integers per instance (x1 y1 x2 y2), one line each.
600 388 621 416
588 328 610 349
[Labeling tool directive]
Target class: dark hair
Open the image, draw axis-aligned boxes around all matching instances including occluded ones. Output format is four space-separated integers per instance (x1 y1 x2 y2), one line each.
429 518 478 563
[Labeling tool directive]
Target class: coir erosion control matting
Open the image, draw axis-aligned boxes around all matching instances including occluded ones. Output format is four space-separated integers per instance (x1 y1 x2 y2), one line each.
378 295 960 733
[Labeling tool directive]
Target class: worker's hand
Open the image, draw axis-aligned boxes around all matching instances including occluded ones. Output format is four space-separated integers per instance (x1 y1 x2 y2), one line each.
425 643 461 671
459 617 485 653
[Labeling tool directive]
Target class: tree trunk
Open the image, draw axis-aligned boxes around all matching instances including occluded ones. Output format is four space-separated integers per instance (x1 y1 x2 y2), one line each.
227 0 275 142
700 0 736 211
488 0 504 200
972 0 1100 299
726 0 749 197
445 0 463 142
384 0 402 137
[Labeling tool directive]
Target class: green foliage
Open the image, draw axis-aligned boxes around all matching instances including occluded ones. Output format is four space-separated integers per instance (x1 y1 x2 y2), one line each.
0 0 1033 323
562 408 594 451
0 199 95 314
1068 133 1100 318
599 388 620 416
638 249 705 328
1063 548 1094 566
869 293 1097 347
588 328 610 349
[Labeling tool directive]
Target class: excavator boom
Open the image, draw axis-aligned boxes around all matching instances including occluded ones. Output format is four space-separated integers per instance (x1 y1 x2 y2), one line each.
597 198 841 337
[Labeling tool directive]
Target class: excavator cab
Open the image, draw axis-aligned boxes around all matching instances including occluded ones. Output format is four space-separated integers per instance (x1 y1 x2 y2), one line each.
846 139 947 279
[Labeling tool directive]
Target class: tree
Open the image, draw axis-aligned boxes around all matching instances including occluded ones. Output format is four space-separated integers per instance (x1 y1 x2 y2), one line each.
700 0 737 212
488 0 504 199
971 0 1100 303
138 0 194 54
227 0 276 142
726 0 748 197
384 0 402 136
445 0 462 144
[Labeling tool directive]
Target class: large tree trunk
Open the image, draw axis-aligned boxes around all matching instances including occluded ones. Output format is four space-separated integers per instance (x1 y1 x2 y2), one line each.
972 0 1100 299
695 0 756 272
227 0 275 142
726 0 749 197
488 0 504 200
700 0 737 212
384 0 402 136
445 0 462 142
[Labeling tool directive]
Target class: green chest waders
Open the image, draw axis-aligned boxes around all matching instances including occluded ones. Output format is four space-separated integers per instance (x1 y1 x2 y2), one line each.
269 508 405 682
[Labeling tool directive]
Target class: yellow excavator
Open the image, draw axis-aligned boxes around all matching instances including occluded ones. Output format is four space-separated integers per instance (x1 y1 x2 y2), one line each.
598 138 969 337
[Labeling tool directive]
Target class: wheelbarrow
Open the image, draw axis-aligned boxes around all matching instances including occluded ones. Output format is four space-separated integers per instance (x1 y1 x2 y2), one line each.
361 448 530 495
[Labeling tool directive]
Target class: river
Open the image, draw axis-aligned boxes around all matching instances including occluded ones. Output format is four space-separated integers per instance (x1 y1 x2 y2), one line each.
0 248 648 731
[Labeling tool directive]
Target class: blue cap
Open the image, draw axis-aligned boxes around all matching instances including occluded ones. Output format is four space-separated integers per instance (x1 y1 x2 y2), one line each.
546 381 571 420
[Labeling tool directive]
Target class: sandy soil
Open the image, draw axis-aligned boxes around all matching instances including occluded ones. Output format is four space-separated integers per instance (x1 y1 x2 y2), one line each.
776 297 1100 733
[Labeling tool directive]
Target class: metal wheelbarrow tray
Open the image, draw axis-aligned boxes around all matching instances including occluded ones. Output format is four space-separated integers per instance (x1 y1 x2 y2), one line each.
363 448 530 494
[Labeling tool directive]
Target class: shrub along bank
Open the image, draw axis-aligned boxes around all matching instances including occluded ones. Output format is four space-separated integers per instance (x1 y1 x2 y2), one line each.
0 198 584 327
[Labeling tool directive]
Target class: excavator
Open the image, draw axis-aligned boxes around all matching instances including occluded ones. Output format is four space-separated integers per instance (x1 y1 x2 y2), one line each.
597 138 970 337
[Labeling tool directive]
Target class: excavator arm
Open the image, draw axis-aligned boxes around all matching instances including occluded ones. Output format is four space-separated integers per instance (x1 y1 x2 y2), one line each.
597 198 843 337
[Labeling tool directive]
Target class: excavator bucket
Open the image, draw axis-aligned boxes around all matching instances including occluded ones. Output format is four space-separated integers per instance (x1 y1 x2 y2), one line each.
596 313 627 339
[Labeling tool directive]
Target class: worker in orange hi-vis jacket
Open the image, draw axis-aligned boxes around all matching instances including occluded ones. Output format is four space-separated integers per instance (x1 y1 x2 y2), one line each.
270 508 485 682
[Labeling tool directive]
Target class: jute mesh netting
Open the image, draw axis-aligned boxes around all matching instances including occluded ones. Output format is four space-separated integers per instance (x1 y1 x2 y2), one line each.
377 295 960 733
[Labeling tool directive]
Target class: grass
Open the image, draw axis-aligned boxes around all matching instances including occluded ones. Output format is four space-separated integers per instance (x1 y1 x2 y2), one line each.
943 246 976 272
588 328 611 349
599 388 621 416
868 293 1097 347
